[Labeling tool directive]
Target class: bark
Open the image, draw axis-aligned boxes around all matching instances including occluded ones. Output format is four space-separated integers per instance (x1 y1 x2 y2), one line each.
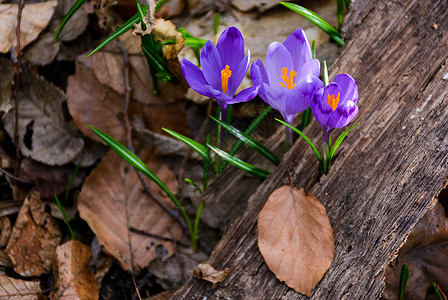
174 0 448 298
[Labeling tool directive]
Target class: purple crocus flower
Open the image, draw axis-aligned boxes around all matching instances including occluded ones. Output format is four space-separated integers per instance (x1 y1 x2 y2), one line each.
311 73 359 141
180 27 259 121
250 28 323 126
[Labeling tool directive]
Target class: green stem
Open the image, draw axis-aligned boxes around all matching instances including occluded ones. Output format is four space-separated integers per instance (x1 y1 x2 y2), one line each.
192 203 205 252
321 130 331 174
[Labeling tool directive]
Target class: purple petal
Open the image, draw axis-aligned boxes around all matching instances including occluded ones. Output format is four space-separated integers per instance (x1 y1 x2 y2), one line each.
333 74 358 105
227 51 250 96
301 59 321 78
250 59 268 86
227 85 260 104
284 75 323 115
201 40 224 91
326 101 359 128
262 85 290 115
266 42 294 88
311 82 341 126
283 28 312 73
216 27 245 74
281 113 296 125
181 58 216 98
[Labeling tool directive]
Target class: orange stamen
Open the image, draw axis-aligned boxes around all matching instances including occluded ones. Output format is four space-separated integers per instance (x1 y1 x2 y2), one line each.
280 67 297 90
221 65 232 93
327 92 340 111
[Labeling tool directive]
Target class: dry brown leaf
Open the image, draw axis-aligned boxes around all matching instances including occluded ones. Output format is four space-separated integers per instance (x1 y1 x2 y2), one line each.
78 150 183 270
0 275 41 300
383 202 448 300
19 158 85 198
67 54 190 140
0 217 11 248
0 1 57 53
152 19 185 61
66 59 126 144
6 191 61 276
91 30 188 105
0 63 85 166
258 185 334 297
53 240 99 300
193 263 230 288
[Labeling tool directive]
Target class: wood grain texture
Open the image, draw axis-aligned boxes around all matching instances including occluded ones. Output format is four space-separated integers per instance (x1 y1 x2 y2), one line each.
174 0 448 298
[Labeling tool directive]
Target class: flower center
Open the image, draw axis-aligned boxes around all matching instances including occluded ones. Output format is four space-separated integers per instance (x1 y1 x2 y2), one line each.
327 92 340 111
221 65 232 93
280 67 297 90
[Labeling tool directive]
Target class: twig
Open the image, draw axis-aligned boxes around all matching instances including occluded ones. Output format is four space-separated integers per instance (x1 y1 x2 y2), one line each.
0 167 36 189
12 0 25 176
118 40 138 280
129 271 142 300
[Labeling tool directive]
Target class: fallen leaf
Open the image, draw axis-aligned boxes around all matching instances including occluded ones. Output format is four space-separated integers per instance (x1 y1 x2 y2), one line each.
19 158 85 199
78 150 183 270
6 191 61 277
152 18 185 61
0 0 57 53
0 275 41 300
53 240 99 300
0 63 85 166
0 216 11 248
383 202 448 300
67 54 190 141
258 185 334 297
91 30 188 105
66 58 126 144
193 263 230 288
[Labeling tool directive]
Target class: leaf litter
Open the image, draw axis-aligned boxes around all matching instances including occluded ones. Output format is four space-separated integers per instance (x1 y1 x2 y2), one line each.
258 185 334 297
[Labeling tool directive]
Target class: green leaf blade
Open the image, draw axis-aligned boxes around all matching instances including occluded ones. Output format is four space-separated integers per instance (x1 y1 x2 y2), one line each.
276 118 322 161
399 264 409 300
280 2 345 46
54 0 87 41
163 128 215 173
329 123 359 159
208 144 270 179
210 115 280 165
85 13 142 58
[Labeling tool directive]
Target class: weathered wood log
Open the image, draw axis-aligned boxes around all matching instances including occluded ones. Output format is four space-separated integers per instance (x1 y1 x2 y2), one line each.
174 0 448 298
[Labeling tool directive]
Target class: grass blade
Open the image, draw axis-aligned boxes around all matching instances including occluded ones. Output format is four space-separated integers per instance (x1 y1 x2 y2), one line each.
208 144 270 179
193 202 205 241
344 0 350 9
141 40 176 83
276 118 322 161
154 0 168 11
329 123 359 159
399 264 409 300
184 37 208 48
54 0 87 41
55 194 76 240
86 13 142 58
219 106 272 173
162 128 215 173
280 2 345 46
184 178 202 193
337 0 344 31
210 115 280 165
65 162 81 202
213 13 220 34
433 283 447 300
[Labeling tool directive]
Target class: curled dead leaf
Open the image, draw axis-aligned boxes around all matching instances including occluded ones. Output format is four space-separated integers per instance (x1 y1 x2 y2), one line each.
0 1 57 53
258 185 334 297
193 263 230 288
152 18 185 61
6 191 61 277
